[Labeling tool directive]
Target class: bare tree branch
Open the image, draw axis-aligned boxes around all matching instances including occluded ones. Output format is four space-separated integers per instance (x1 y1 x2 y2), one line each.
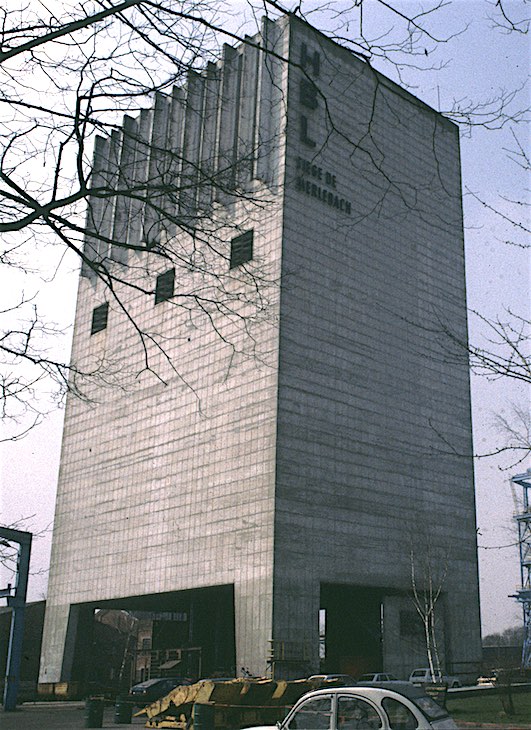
1 0 529 442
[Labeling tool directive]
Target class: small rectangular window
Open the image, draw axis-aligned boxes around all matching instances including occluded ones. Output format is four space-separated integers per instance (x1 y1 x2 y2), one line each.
230 230 253 269
155 268 175 304
91 303 109 335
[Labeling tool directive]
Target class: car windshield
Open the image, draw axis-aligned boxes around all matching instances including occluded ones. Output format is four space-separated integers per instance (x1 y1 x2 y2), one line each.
358 675 375 681
371 682 451 721
411 671 426 678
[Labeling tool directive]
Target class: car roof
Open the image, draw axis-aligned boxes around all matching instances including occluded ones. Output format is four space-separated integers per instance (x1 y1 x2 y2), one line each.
132 677 182 688
302 683 427 701
309 674 353 679
132 678 167 689
199 677 236 682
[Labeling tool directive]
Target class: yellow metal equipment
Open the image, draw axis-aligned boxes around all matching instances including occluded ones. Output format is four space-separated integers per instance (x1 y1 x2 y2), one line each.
138 677 324 729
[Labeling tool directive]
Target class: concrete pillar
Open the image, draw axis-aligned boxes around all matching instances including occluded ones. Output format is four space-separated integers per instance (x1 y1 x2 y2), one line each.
271 576 320 679
234 575 273 677
38 603 71 683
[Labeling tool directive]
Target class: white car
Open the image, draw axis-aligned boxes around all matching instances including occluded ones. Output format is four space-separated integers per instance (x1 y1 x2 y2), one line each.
357 673 400 684
244 684 458 730
309 674 357 686
408 669 461 689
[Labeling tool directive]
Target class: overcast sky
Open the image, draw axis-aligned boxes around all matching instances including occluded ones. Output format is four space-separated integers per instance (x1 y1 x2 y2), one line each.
1 0 529 638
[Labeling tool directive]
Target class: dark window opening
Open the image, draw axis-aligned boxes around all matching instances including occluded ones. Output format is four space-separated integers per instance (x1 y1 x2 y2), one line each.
229 230 253 269
320 584 383 677
155 269 175 304
91 303 109 335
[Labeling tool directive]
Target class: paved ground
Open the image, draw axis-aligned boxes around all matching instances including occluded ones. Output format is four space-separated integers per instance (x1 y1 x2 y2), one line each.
0 702 148 729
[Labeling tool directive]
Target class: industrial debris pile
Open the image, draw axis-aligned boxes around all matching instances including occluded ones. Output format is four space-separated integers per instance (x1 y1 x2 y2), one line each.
138 677 324 729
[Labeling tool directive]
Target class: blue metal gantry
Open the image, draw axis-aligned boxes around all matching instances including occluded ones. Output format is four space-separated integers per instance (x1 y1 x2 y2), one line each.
0 527 32 711
511 469 531 670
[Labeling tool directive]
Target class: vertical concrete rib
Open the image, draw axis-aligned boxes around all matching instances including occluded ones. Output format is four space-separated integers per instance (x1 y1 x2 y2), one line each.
126 108 152 252
98 128 121 258
255 16 283 187
180 70 205 222
143 92 171 247
238 38 260 184
81 135 109 279
165 85 186 241
197 62 220 210
110 115 137 264
215 44 241 202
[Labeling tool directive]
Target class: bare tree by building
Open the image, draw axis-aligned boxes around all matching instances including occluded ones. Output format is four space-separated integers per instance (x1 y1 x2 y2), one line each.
409 538 450 681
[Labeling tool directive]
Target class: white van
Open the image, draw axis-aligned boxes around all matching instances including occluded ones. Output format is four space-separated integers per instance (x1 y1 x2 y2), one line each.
409 668 461 688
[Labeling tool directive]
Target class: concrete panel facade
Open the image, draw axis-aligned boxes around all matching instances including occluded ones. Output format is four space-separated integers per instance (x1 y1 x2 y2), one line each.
271 19 481 679
40 15 481 686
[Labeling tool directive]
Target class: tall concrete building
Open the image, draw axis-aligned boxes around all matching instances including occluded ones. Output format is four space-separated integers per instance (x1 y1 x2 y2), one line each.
40 15 481 689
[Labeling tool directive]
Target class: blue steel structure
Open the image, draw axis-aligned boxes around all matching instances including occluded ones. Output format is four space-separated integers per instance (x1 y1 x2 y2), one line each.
511 470 531 670
0 527 32 711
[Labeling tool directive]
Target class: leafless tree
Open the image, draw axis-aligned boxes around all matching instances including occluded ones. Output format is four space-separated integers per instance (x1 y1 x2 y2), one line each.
1 0 278 437
483 624 525 647
409 536 452 681
433 307 530 389
1 0 528 438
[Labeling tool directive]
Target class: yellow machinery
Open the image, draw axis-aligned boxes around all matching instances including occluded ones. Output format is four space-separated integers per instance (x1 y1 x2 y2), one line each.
138 677 323 729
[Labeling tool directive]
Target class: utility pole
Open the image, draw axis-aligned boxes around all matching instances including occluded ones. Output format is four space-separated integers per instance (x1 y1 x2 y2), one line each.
1 527 32 711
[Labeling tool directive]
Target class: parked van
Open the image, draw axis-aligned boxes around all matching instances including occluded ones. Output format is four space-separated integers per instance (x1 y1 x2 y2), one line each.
409 668 461 688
